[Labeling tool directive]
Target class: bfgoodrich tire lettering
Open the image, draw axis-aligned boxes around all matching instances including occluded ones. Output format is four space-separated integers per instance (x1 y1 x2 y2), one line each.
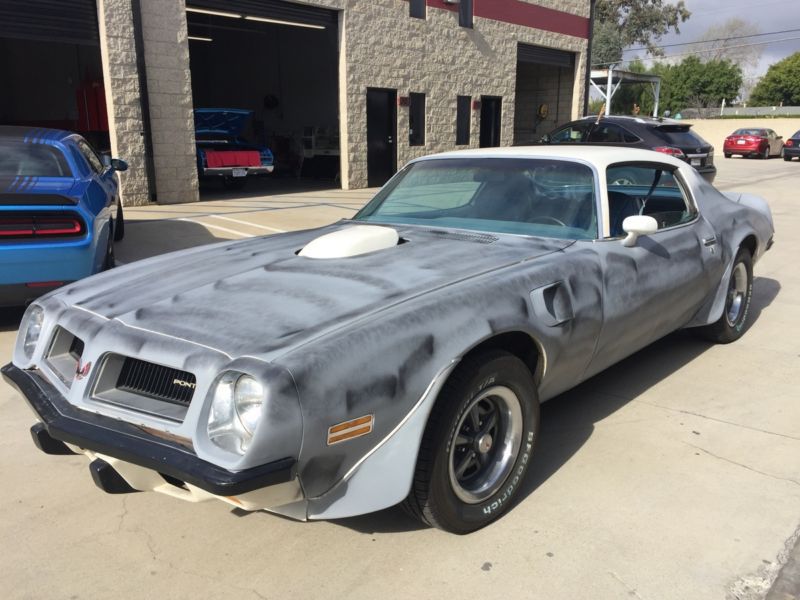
403 351 539 534
700 247 753 344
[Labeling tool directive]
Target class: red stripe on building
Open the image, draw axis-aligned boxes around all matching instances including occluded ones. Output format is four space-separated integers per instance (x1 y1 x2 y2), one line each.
424 0 590 39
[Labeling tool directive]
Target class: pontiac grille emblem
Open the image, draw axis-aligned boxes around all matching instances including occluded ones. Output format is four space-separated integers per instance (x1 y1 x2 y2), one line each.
173 379 196 389
75 362 91 380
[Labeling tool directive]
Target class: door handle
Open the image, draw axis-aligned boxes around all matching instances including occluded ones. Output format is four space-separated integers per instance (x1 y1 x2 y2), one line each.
387 136 394 144
702 236 717 247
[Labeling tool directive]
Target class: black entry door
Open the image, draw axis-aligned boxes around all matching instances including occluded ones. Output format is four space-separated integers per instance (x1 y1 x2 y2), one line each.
367 88 397 187
479 96 502 148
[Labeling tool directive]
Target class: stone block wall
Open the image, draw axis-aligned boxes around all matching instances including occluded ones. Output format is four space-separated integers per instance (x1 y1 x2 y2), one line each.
97 0 151 206
138 0 198 204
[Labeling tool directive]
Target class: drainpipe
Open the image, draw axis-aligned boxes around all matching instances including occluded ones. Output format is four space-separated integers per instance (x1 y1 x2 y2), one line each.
131 0 157 202
583 0 597 116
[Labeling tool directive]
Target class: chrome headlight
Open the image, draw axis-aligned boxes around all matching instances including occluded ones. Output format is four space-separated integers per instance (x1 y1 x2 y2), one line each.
21 304 45 361
207 372 265 455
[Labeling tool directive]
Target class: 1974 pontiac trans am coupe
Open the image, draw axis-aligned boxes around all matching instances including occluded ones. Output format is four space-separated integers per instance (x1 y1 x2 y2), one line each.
4 147 774 533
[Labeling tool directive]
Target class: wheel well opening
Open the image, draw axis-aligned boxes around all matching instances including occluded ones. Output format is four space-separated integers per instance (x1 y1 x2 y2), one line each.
461 332 542 386
741 234 757 259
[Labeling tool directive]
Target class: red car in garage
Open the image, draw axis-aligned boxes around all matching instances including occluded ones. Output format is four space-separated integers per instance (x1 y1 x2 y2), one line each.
723 128 784 159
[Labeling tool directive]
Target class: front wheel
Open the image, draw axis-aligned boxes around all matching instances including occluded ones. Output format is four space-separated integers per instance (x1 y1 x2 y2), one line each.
403 351 539 534
761 146 769 160
699 247 753 343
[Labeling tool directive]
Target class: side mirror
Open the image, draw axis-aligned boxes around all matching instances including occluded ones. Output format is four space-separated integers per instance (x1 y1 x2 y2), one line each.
621 215 658 247
778 135 783 140
539 134 551 144
110 158 129 172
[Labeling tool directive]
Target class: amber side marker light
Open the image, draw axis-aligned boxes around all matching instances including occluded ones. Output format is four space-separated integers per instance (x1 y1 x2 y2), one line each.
327 415 374 445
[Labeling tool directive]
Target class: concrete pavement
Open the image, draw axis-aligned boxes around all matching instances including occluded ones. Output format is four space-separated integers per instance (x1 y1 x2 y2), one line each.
1 158 798 600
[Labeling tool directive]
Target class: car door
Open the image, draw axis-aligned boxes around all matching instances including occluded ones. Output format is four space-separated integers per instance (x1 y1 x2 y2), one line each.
583 162 724 377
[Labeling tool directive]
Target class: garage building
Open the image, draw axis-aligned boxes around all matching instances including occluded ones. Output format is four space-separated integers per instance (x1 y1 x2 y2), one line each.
1 0 592 206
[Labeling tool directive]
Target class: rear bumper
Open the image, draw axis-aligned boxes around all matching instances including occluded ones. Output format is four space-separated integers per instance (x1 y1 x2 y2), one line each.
201 166 274 177
723 143 762 154
0 239 98 286
1 362 296 499
783 147 800 158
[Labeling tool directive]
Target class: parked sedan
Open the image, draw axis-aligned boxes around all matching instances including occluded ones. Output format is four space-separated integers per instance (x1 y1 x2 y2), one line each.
723 128 784 159
782 130 800 161
541 115 717 183
5 147 773 533
194 109 274 190
0 126 127 307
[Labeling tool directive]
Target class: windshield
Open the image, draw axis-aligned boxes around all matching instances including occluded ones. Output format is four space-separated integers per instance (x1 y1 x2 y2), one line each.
354 158 598 240
0 142 72 177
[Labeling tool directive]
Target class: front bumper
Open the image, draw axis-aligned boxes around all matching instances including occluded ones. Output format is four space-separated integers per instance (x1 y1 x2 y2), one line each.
2 362 297 500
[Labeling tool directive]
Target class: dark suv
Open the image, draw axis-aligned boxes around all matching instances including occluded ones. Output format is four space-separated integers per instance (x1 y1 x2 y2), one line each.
541 116 716 183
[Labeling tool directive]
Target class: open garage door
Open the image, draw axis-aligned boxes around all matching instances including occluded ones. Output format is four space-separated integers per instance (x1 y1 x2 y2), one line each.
0 0 109 150
514 43 576 146
186 0 341 196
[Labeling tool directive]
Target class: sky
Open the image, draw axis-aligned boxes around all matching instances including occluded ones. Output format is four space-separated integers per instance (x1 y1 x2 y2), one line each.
620 0 800 76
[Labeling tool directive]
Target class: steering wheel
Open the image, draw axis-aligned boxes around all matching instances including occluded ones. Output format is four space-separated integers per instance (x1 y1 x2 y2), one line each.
529 216 567 227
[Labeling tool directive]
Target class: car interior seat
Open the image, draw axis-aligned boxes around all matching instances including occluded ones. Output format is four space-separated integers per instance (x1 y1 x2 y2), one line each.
607 190 643 237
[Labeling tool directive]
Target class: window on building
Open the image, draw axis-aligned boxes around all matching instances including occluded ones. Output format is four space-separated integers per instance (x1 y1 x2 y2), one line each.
459 0 473 28
456 96 471 145
410 0 425 19
409 93 426 146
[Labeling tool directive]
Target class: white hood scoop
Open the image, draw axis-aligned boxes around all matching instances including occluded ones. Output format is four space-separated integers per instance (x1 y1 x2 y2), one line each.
299 225 400 259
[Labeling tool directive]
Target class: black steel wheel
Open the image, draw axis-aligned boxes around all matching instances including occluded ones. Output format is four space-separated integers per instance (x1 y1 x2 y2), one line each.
403 351 539 534
699 247 753 344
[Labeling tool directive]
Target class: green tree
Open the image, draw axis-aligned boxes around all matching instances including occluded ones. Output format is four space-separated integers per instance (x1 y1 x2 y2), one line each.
593 0 691 67
749 53 800 106
651 57 742 113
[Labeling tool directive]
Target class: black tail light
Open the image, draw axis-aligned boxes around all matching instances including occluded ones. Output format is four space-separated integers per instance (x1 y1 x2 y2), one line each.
0 213 85 240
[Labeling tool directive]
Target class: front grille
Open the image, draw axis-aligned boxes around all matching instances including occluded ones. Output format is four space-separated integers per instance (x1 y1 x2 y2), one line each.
116 357 196 406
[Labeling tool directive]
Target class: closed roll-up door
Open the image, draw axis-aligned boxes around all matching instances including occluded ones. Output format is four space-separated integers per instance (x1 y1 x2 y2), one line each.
188 0 338 28
0 0 99 46
518 43 574 68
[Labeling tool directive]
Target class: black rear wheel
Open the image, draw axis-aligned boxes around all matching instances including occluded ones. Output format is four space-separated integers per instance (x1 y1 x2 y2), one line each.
113 203 125 241
102 222 116 271
403 351 539 534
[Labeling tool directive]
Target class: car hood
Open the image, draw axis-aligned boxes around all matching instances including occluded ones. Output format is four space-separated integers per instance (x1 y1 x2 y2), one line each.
193 109 253 137
54 223 572 359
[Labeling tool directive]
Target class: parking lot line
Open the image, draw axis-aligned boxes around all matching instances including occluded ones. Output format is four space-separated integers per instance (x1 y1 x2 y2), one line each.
177 217 254 238
208 214 286 233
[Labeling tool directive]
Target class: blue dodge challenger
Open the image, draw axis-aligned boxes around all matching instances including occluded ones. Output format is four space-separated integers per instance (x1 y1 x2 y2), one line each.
0 126 127 307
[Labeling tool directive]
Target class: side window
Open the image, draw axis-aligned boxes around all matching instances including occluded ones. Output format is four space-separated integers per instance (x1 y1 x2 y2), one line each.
587 124 625 143
550 123 588 143
621 127 641 143
76 139 104 174
606 164 697 237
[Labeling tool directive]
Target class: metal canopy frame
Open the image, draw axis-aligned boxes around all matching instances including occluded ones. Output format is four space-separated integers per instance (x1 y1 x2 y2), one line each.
589 67 662 117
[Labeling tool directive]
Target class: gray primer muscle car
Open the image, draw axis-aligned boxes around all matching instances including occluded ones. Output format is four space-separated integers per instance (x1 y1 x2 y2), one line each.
4 147 774 533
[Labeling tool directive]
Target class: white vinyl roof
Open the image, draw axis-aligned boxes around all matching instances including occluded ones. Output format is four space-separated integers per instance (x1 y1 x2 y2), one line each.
420 145 688 172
